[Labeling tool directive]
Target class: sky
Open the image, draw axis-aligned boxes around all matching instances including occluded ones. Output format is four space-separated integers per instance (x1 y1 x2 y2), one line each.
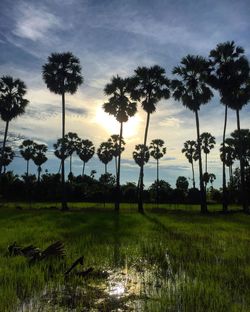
0 0 250 188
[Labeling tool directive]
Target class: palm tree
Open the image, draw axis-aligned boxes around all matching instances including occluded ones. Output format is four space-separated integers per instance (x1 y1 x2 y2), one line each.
76 139 95 176
130 65 170 213
208 41 249 212
42 52 83 210
182 140 198 189
103 75 137 211
32 143 47 182
149 139 166 205
19 139 35 176
97 141 113 174
133 144 150 180
54 138 70 174
200 132 216 173
108 134 125 178
220 138 235 183
64 132 80 178
0 146 14 173
0 76 29 175
172 55 213 213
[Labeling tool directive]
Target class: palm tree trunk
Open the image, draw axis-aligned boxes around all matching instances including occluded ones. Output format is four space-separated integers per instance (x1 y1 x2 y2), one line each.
236 109 248 212
61 91 68 211
115 122 123 212
156 158 159 206
0 120 9 175
38 166 41 183
191 160 195 188
70 155 72 174
105 163 107 175
82 161 85 176
26 159 29 176
222 104 228 212
115 156 118 179
195 110 207 213
138 112 151 213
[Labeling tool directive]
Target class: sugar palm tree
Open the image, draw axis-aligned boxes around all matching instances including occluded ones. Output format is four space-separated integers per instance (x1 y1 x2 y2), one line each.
0 76 29 175
149 139 166 205
172 55 213 213
19 139 35 176
208 41 249 212
97 141 113 174
108 134 125 178
0 146 14 173
54 138 70 174
220 138 235 183
103 75 137 211
42 52 83 210
133 144 150 175
32 143 47 182
182 140 198 189
200 132 216 173
64 132 80 177
130 66 170 213
76 139 95 176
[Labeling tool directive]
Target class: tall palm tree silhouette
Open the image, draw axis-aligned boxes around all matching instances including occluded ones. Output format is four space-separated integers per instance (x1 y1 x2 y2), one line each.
220 138 235 183
130 66 170 213
32 143 47 182
103 76 137 211
172 55 213 213
209 41 249 212
182 140 198 189
0 146 14 173
97 141 113 174
64 132 80 178
42 52 83 210
76 139 95 176
149 139 166 205
19 139 35 176
0 76 29 175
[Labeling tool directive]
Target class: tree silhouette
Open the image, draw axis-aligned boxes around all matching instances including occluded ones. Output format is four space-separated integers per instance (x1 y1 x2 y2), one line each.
76 139 95 176
176 176 189 193
0 76 29 175
54 138 70 174
182 140 198 189
97 141 113 174
172 55 213 213
42 52 83 210
130 65 170 213
208 41 249 212
64 132 80 179
108 134 125 178
103 75 137 211
200 132 216 191
220 138 235 183
149 139 166 205
0 146 14 173
32 143 48 182
133 144 150 195
19 139 35 176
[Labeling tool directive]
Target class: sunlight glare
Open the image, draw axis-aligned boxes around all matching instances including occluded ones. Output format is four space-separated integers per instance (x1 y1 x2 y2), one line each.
95 107 140 138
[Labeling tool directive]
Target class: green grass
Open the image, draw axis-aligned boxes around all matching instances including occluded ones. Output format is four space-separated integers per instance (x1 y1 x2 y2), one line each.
0 202 249 311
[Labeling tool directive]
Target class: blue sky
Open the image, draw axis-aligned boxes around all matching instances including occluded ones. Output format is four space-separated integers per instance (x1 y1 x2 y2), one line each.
0 0 250 188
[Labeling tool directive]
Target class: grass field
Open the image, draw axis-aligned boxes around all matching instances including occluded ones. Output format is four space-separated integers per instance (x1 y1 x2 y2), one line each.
0 202 249 311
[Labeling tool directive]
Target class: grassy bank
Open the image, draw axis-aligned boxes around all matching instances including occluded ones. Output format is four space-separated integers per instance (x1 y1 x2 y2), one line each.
0 203 249 311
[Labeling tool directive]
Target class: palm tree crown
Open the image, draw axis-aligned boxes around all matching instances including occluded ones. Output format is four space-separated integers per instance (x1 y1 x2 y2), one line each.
0 76 29 122
103 75 137 123
133 144 150 167
42 52 83 94
172 55 213 111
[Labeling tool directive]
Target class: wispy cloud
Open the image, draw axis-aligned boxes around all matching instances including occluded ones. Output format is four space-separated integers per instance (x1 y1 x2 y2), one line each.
13 2 62 41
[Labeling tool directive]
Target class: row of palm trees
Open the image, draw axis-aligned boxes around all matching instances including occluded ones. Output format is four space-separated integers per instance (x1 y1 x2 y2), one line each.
1 41 250 213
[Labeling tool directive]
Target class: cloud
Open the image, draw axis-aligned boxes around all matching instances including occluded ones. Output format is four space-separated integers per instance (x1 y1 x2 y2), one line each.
13 2 62 41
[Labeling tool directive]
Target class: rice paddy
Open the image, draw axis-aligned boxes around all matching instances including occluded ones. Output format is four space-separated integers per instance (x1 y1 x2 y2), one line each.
0 202 249 311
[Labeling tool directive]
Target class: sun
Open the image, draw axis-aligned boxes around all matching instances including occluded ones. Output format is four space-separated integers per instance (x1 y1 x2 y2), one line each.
95 106 140 138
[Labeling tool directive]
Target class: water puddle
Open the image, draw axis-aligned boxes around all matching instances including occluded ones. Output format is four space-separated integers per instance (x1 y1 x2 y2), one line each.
18 253 189 311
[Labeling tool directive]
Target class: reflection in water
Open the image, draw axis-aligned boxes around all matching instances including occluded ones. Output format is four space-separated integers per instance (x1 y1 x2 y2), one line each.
19 253 189 312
